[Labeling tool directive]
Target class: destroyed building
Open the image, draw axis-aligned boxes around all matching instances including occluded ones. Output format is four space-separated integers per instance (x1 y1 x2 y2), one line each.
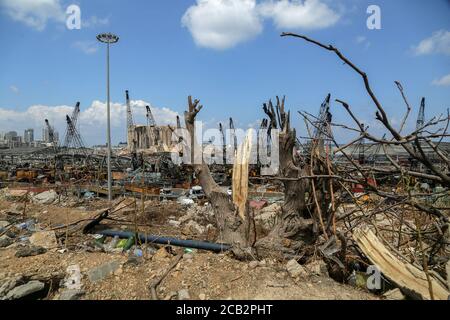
127 125 176 153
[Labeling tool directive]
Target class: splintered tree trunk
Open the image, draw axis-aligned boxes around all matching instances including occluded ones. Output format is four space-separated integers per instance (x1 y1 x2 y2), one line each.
182 95 324 260
183 97 249 249
255 97 315 260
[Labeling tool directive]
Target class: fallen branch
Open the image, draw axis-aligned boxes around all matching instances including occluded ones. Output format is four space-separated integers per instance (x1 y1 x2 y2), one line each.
353 227 449 300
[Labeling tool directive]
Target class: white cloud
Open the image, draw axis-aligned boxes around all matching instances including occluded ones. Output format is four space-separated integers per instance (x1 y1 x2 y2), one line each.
432 74 450 87
72 41 99 55
181 0 341 50
0 100 179 145
0 0 110 31
9 85 19 94
0 0 65 31
259 0 340 30
182 0 263 50
412 30 450 56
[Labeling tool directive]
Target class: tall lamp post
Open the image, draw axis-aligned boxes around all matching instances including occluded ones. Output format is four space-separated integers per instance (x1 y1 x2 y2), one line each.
97 32 119 202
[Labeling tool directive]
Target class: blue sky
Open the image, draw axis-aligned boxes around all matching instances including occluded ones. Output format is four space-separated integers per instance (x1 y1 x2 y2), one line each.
0 0 449 145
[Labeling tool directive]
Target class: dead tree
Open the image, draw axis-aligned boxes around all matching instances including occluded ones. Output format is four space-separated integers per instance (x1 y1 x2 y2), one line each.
282 32 449 283
254 97 317 259
183 96 250 251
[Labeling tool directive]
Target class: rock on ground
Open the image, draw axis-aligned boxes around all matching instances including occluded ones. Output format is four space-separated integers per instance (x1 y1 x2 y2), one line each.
15 246 47 258
59 289 85 300
3 280 45 300
183 220 205 235
305 259 329 276
29 231 57 249
286 259 307 278
0 235 13 248
87 260 121 282
153 248 170 261
0 276 24 297
32 190 58 205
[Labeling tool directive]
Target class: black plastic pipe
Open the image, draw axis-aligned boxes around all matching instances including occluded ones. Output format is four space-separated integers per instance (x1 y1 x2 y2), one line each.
97 229 231 252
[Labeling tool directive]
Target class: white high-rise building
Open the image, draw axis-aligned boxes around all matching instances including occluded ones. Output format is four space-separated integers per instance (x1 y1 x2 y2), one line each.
24 128 34 144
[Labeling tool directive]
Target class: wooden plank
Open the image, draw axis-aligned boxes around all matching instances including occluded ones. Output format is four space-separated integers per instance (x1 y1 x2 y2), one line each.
353 227 449 300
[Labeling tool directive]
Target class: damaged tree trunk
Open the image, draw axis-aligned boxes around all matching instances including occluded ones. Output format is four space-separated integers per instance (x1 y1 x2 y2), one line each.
183 96 249 250
255 97 315 259
183 95 326 260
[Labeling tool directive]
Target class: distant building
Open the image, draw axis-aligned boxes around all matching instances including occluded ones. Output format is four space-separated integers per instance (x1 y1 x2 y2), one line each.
5 131 17 142
24 129 34 144
128 125 176 153
42 127 49 142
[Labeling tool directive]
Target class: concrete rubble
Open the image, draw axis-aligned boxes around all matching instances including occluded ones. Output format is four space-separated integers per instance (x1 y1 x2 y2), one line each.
87 261 121 283
58 289 85 300
15 245 47 258
2 280 45 300
0 180 423 301
32 190 58 205
305 259 329 277
286 259 308 278
0 235 13 248
29 231 58 249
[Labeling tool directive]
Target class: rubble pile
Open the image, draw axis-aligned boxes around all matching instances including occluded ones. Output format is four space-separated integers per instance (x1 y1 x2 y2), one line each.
0 185 448 301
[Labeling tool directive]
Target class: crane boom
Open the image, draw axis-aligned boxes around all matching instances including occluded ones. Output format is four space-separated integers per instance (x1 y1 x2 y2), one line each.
45 119 55 144
64 102 80 147
126 90 134 131
219 122 226 164
146 105 156 127
416 97 425 134
229 117 237 154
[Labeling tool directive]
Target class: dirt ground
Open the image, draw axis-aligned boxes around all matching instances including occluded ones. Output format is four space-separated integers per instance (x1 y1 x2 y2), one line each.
0 194 377 300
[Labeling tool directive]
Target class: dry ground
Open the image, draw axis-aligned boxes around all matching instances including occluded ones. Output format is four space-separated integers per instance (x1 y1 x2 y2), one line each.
0 196 377 300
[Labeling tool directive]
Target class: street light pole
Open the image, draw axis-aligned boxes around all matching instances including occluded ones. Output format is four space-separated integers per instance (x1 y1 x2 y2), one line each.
106 41 112 203
97 33 119 203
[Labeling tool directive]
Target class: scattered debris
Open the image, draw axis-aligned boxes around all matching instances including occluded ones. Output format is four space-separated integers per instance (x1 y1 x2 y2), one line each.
2 280 45 300
0 235 13 248
305 259 328 277
353 227 450 300
149 254 183 300
0 275 24 297
29 231 57 249
15 246 47 258
183 220 205 235
32 190 58 205
286 259 307 279
59 289 85 300
87 260 121 283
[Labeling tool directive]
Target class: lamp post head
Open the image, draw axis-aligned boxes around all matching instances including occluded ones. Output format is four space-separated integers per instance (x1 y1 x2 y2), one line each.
96 33 119 44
